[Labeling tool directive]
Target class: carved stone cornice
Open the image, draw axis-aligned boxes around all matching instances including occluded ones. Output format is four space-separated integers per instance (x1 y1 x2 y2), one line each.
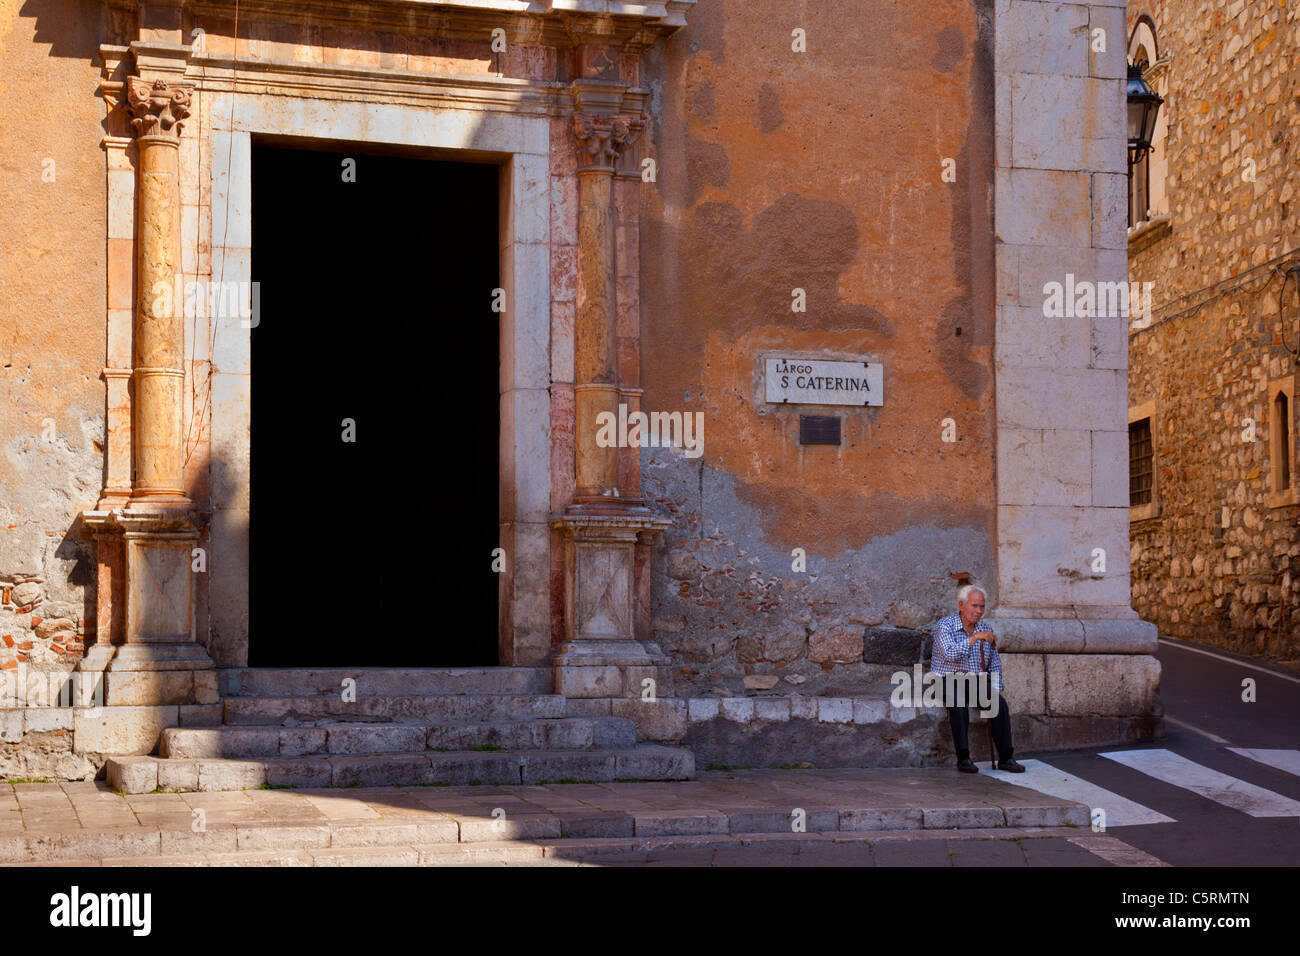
573 112 644 172
154 0 695 46
123 76 192 141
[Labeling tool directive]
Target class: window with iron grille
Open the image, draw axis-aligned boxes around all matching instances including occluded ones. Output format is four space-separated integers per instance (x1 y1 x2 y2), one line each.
1130 418 1153 507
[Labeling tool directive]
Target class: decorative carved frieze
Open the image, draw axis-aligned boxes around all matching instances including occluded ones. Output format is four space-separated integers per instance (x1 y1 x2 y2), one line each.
124 76 192 140
573 112 644 171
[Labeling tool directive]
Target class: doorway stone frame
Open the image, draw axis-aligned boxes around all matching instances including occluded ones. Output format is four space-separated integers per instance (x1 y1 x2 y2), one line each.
204 94 552 668
86 4 694 725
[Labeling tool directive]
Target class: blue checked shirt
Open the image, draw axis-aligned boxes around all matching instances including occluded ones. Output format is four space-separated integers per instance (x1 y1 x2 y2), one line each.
931 613 1006 696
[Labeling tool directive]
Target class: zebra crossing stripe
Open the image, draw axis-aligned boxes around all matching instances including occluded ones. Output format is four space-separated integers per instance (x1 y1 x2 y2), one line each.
985 759 1174 827
1100 749 1300 817
1227 748 1300 779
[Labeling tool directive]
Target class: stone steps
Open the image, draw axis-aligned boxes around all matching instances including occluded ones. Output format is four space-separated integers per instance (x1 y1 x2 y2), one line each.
160 717 636 758
107 744 696 793
112 666 695 793
219 668 552 698
222 694 568 725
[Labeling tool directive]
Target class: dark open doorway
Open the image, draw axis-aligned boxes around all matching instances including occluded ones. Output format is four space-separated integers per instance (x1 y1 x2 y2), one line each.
249 141 500 666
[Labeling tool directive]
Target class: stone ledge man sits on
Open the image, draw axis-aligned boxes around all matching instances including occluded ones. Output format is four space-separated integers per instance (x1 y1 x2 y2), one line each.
931 585 1025 774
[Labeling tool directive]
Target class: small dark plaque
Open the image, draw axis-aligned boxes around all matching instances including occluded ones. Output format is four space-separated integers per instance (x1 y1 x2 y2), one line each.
799 415 841 446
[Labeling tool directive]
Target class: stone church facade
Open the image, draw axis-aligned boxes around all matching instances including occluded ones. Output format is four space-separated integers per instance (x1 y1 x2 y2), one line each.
1 0 1159 785
1127 1 1300 663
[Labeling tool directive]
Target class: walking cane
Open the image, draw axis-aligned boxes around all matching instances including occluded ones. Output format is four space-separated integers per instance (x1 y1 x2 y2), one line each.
979 640 996 769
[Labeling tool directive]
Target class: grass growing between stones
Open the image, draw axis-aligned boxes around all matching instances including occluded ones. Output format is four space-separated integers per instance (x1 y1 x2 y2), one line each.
470 744 504 752
706 764 751 771
258 783 297 790
4 777 51 784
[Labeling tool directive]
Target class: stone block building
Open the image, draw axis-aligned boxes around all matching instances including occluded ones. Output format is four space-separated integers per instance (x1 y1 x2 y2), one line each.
1127 1 1300 662
0 0 1160 787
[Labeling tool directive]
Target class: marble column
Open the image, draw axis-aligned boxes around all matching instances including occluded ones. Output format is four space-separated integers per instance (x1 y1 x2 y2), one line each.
126 76 192 512
553 91 671 698
81 71 215 699
571 110 636 502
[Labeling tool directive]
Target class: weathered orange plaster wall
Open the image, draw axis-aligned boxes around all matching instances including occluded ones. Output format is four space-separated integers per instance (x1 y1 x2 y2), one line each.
0 0 108 667
640 0 997 693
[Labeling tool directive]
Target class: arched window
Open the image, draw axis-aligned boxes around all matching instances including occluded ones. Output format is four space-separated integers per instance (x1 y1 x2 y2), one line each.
1128 17 1168 228
1273 389 1291 493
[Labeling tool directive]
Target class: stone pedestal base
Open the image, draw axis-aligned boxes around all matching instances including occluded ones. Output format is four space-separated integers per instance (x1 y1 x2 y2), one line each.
553 638 675 699
552 509 673 699
79 510 216 707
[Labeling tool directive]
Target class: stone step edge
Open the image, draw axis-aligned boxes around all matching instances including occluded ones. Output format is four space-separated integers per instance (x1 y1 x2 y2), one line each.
169 716 627 732
161 717 636 757
107 747 696 793
0 809 1089 863
220 668 553 697
7 826 1089 866
168 716 630 738
224 694 568 703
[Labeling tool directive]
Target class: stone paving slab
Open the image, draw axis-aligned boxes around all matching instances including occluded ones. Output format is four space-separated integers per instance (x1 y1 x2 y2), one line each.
6 831 1139 867
0 768 1111 865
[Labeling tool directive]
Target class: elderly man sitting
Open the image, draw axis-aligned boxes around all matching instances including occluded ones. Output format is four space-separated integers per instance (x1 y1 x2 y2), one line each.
931 585 1024 774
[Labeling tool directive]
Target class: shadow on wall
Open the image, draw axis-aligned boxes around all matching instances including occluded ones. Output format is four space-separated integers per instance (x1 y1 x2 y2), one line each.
20 0 105 59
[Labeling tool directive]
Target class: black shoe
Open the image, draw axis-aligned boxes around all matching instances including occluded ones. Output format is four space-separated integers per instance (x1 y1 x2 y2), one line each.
957 758 979 774
997 757 1025 773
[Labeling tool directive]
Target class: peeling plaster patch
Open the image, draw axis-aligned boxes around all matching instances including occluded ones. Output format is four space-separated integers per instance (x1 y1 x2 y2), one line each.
730 475 994 561
756 82 783 134
932 25 967 74
684 0 725 61
689 79 717 122
685 134 730 203
646 457 993 693
934 295 992 399
657 193 895 365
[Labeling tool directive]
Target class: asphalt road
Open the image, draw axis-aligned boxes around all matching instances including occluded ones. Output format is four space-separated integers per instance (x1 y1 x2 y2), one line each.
1045 636 1300 867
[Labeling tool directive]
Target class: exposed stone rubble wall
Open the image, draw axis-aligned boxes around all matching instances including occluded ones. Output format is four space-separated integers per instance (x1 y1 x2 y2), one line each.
0 578 90 669
1128 0 1300 661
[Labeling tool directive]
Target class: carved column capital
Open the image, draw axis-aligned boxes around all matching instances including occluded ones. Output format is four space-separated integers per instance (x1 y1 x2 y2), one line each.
124 76 192 141
573 113 644 172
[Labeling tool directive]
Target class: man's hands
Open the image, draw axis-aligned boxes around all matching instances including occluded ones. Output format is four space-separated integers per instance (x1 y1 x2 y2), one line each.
968 631 997 647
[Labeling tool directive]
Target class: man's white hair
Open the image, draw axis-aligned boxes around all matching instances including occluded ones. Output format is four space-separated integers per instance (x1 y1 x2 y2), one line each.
957 584 987 604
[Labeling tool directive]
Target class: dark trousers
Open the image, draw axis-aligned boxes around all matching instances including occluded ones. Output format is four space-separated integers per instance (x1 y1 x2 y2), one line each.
948 694 1014 762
